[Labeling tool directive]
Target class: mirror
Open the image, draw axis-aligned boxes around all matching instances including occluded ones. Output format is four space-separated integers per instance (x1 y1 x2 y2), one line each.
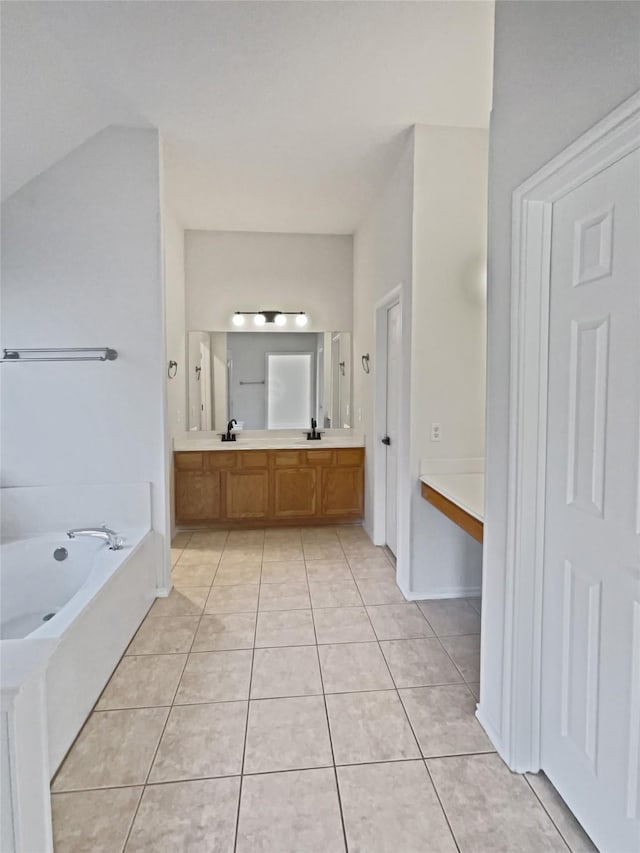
187 330 352 431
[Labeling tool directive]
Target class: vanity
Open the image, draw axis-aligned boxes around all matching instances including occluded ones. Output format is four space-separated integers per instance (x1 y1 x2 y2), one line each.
174 436 364 527
176 325 361 527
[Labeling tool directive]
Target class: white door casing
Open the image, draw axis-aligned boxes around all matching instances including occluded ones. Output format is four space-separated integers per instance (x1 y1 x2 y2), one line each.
385 301 401 555
541 147 640 852
486 92 640 853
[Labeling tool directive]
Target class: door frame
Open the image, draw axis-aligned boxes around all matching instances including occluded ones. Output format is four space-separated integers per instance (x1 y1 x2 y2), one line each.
488 92 640 773
373 284 411 589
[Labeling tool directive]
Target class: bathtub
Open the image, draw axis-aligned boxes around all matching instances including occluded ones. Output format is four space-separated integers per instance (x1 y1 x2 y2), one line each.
0 526 156 775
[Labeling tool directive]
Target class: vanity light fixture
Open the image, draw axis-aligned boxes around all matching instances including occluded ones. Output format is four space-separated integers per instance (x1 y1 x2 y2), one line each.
231 311 309 328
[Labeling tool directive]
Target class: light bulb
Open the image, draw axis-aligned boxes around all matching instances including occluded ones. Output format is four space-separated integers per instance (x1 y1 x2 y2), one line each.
295 313 308 327
254 313 266 326
274 313 287 327
232 312 245 327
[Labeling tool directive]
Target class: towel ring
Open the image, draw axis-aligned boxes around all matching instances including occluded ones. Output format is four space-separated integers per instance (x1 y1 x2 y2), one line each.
361 353 371 374
168 360 178 379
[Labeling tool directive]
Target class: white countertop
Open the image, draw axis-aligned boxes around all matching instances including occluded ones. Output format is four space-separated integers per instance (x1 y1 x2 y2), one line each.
174 430 364 452
419 472 485 523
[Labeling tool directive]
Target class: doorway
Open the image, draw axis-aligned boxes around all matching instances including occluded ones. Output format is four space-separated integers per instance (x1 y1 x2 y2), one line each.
501 93 639 852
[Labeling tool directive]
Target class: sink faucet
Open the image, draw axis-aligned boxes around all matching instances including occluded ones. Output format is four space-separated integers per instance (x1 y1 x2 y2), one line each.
221 418 237 442
306 417 322 441
67 525 124 550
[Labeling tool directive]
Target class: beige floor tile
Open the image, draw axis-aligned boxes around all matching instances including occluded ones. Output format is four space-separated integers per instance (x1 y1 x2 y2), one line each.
96 654 186 710
244 696 333 773
303 542 345 560
148 587 208 617
308 578 362 607
52 786 142 853
526 772 598 852
188 530 229 550
318 641 394 693
251 645 322 698
192 612 256 651
313 606 376 644
172 532 192 548
326 690 420 765
262 544 304 562
338 761 457 853
171 561 218 587
126 616 199 655
126 777 240 853
226 529 265 546
367 603 434 639
347 554 395 580
468 682 480 700
255 609 316 647
260 560 306 582
428 753 568 852
174 546 223 566
236 768 345 853
149 701 247 782
213 562 262 585
205 584 259 614
440 634 481 682
465 596 482 614
170 548 183 568
175 650 252 704
258 580 310 611
217 550 263 568
341 542 388 559
52 708 168 791
305 557 352 580
400 684 494 757
417 599 481 636
355 578 406 605
381 638 463 688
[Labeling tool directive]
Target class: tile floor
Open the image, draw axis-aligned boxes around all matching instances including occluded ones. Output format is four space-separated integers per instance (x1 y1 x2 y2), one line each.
51 525 596 852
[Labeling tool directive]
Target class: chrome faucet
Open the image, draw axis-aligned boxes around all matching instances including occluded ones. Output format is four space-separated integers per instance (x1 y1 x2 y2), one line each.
67 525 124 550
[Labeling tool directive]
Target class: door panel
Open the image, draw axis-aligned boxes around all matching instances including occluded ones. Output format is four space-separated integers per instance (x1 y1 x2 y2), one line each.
385 302 401 555
321 467 364 517
175 470 220 523
273 468 317 518
225 470 269 519
541 148 640 851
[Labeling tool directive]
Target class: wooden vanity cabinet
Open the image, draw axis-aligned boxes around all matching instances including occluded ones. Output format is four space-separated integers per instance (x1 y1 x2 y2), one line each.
174 447 364 526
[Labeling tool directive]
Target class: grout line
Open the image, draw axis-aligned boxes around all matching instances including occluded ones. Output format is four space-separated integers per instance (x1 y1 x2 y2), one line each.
122 530 230 852
524 775 576 853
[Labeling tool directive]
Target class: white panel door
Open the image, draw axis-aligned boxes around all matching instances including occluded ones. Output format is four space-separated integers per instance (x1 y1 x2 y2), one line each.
385 302 401 556
541 148 640 852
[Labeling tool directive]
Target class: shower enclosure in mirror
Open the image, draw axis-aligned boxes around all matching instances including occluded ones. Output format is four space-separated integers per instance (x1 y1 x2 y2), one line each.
187 330 352 431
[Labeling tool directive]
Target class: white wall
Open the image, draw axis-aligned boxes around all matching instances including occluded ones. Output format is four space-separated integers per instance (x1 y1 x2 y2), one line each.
409 126 488 597
0 126 169 586
185 230 353 333
163 206 186 437
353 134 414 552
482 0 640 750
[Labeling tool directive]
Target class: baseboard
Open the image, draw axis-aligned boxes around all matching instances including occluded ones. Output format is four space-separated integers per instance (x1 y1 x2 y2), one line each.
401 585 482 601
155 586 171 598
475 704 506 758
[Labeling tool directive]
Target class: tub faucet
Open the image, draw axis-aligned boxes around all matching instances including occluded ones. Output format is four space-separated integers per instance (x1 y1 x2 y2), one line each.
67 525 124 550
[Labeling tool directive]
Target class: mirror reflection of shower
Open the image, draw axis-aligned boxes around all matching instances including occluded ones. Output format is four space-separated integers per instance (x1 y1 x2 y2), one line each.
187 330 352 431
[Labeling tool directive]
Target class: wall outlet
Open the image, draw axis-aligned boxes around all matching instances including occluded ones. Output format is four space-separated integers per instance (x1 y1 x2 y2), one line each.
431 422 441 442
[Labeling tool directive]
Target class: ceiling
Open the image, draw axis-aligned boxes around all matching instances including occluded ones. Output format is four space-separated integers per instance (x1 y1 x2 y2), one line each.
1 1 494 234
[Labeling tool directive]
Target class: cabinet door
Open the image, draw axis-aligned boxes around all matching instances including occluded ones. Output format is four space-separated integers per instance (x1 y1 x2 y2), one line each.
175 470 221 523
272 468 317 518
225 470 269 519
321 466 364 517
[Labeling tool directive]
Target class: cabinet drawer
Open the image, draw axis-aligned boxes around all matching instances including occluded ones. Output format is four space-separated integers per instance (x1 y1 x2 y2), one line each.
205 452 238 470
174 452 204 471
272 450 304 467
336 448 364 466
305 449 335 465
238 450 269 468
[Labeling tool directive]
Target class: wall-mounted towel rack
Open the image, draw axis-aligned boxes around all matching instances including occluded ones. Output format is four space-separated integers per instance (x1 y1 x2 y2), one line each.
1 347 118 363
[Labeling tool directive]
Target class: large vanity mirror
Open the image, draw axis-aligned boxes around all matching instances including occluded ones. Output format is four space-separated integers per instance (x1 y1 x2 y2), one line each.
187 330 352 432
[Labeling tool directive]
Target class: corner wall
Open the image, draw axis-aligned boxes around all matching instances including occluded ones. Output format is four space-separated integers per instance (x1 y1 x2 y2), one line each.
0 126 169 587
482 0 640 750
